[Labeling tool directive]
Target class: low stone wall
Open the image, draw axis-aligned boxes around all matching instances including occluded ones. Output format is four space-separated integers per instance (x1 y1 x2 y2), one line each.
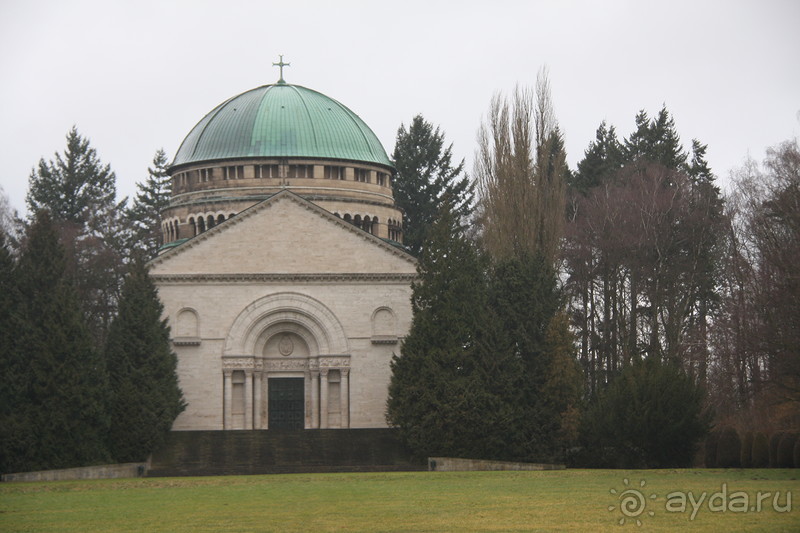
2 463 146 483
147 429 426 477
428 457 565 472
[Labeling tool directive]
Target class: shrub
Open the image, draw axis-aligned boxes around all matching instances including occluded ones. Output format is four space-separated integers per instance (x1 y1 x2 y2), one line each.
751 432 770 468
776 433 797 468
716 427 741 468
740 431 754 468
580 357 711 468
769 432 785 468
794 437 800 468
704 430 719 468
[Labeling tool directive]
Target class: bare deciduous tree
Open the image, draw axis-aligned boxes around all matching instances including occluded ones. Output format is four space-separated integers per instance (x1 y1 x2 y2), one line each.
475 70 566 263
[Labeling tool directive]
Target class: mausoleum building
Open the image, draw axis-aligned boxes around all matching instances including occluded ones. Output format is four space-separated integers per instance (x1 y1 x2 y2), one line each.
149 65 415 432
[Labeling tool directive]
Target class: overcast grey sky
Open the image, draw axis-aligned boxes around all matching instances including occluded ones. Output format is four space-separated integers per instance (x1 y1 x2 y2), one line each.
1 0 798 216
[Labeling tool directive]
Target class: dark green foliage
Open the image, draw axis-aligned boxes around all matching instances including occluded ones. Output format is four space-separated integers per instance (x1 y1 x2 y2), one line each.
623 107 687 170
776 433 797 468
25 127 127 345
488 253 574 460
540 313 584 450
751 432 770 468
794 437 800 468
26 127 118 228
105 259 185 462
386 203 521 460
392 115 474 255
716 427 741 468
770 432 785 468
570 122 623 193
704 430 719 468
0 232 23 473
740 431 754 468
6 211 111 472
125 149 172 259
581 357 711 468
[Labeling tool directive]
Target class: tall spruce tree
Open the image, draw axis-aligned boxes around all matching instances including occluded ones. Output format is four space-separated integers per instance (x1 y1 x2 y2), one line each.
125 149 172 259
105 259 185 462
27 127 118 228
12 211 110 471
26 127 127 345
569 122 623 193
386 203 520 460
0 231 23 473
392 115 474 255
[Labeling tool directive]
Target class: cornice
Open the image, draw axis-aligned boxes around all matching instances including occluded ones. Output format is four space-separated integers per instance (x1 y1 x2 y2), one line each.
151 272 417 284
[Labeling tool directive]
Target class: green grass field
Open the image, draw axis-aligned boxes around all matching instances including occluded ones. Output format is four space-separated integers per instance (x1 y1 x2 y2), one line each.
1 469 799 532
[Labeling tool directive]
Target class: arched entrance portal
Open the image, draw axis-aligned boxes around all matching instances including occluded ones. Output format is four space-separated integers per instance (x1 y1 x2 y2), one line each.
221 293 351 430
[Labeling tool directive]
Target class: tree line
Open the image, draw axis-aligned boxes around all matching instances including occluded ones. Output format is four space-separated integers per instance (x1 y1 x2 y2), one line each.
0 128 183 474
388 72 798 467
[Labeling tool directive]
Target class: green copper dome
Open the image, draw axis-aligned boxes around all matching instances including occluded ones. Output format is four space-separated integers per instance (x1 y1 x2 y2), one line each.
172 83 392 169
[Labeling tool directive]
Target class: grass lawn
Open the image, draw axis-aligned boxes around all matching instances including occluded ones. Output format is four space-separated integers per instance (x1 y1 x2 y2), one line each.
1 469 799 532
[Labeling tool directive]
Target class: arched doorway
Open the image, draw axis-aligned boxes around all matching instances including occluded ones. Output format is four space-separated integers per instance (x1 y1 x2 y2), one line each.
222 293 351 431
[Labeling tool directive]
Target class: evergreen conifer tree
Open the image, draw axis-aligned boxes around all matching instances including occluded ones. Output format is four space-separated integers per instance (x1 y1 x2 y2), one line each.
105 259 185 462
386 203 519 459
27 127 118 228
392 115 474 255
569 122 623 193
0 231 24 473
13 211 111 471
125 149 172 259
581 357 710 467
25 127 127 345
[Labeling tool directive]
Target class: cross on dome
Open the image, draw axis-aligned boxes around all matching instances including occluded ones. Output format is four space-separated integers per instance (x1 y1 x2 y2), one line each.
273 55 291 84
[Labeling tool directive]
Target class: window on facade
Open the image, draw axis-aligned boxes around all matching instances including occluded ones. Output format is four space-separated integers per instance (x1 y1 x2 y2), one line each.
377 173 386 186
324 166 344 180
199 168 213 182
224 166 244 180
354 168 368 183
255 164 280 178
287 165 313 179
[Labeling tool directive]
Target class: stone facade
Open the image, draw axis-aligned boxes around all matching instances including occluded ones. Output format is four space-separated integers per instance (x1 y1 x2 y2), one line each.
150 191 416 431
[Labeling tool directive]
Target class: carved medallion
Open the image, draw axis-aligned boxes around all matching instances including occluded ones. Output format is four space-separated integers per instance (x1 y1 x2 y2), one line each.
278 334 294 356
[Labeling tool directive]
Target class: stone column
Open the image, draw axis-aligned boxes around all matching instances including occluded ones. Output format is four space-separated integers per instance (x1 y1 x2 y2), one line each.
341 368 350 429
263 372 270 430
304 370 311 429
244 370 253 430
310 370 320 429
223 370 233 430
320 368 329 429
253 371 262 429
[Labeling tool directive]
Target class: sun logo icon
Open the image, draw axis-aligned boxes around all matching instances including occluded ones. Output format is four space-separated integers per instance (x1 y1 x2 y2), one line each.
608 478 657 526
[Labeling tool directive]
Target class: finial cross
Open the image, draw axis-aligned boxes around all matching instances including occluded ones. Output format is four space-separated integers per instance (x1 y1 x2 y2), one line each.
273 55 290 84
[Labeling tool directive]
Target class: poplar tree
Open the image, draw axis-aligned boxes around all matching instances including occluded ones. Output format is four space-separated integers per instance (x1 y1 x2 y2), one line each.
105 259 185 462
475 72 568 263
392 115 474 255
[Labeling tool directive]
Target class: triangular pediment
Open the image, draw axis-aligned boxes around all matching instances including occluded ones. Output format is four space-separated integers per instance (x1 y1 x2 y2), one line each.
149 191 417 277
